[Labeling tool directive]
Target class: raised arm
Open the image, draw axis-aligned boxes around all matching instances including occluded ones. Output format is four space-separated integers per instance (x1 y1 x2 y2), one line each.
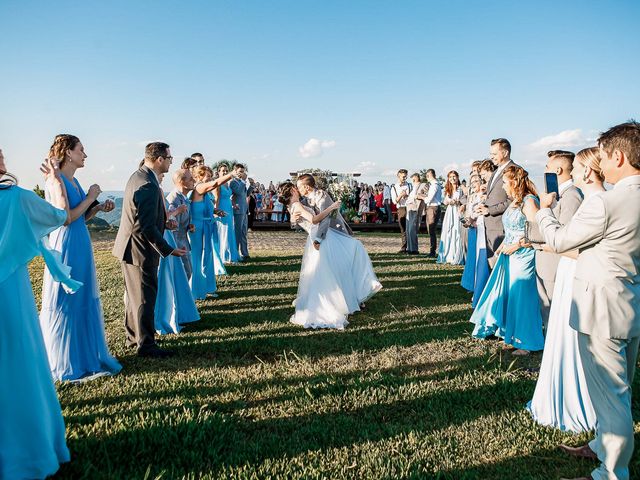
195 172 235 195
41 158 71 225
292 201 341 224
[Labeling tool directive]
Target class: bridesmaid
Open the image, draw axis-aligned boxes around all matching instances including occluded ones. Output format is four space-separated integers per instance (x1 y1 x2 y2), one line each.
40 134 121 382
437 170 465 265
460 174 481 291
470 165 544 356
213 163 240 262
0 151 78 479
527 147 604 432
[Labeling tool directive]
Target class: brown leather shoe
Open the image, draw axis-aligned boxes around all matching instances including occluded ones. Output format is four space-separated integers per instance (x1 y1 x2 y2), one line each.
559 443 598 460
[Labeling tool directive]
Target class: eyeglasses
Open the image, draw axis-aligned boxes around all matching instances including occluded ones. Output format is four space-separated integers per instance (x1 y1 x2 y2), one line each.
163 156 173 161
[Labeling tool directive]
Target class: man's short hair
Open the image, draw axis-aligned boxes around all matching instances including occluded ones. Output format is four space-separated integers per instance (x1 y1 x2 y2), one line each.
548 150 575 173
491 138 512 155
173 168 190 185
397 169 408 175
411 173 421 181
145 142 170 163
181 157 198 169
191 152 204 159
297 173 316 188
234 163 245 170
426 168 436 177
598 120 640 170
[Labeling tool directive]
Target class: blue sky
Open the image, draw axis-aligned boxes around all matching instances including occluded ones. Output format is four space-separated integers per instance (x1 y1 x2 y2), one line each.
1 0 639 190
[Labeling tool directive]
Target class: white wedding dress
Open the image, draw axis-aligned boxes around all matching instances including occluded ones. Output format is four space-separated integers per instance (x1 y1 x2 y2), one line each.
291 204 382 329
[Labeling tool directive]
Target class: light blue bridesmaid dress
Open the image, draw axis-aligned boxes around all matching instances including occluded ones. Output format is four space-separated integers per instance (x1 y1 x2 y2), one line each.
437 188 465 265
208 192 228 275
0 185 81 479
472 215 490 308
215 183 240 263
189 193 220 300
470 196 544 352
155 199 201 334
461 225 477 291
40 176 121 382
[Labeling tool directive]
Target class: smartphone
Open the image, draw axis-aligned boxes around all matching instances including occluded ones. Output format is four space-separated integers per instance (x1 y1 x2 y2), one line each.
544 172 559 196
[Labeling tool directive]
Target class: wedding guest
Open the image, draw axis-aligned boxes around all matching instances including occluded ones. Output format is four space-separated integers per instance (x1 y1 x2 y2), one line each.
271 195 283 221
405 173 428 254
423 169 442 257
213 163 240 263
155 173 200 334
527 150 583 331
248 188 257 231
536 121 640 480
461 174 481 291
230 163 254 260
475 138 516 266
40 134 121 381
390 169 412 254
383 182 393 222
527 147 603 433
0 152 79 479
437 170 464 265
358 185 371 222
470 165 544 356
167 168 195 280
181 156 198 170
191 152 205 166
374 186 384 223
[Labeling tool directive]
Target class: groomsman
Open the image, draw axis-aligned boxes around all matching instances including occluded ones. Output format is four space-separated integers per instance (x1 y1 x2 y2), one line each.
390 169 412 254
113 142 186 358
167 168 195 279
475 138 516 266
536 121 640 480
230 163 254 259
423 169 442 257
527 150 583 330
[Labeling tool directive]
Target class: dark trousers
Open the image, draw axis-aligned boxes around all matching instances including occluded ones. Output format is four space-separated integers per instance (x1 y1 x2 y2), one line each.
397 206 407 251
426 206 441 255
384 201 393 223
122 262 158 351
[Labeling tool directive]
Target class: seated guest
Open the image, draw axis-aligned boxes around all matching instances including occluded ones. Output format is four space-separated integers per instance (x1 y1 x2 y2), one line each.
437 170 465 265
167 168 195 280
470 165 544 356
405 173 428 254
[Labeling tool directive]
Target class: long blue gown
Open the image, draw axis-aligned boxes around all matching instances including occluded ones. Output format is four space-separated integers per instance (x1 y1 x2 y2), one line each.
189 194 220 300
461 225 477 291
215 184 240 263
472 215 490 308
40 176 121 382
470 196 544 352
0 185 81 479
155 209 200 334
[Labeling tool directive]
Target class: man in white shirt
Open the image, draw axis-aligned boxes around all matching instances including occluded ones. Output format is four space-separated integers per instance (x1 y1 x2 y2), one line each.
390 169 412 254
424 169 442 257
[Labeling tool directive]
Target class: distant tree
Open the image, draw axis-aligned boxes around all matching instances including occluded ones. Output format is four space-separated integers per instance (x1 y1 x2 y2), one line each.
211 159 249 175
33 184 45 199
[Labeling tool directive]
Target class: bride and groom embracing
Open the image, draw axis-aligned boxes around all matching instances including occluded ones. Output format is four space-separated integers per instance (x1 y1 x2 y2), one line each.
278 174 382 330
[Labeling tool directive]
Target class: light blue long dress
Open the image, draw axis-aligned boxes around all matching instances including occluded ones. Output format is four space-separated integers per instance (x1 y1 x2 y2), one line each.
461 225 477 291
470 196 544 352
155 201 200 334
472 215 490 308
40 176 121 382
437 188 465 265
215 184 240 263
0 184 81 480
208 192 228 275
189 192 219 300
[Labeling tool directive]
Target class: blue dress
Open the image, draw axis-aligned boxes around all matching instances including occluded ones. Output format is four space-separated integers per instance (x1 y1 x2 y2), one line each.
461 225 477 291
437 189 465 265
215 184 240 263
155 204 200 334
40 176 121 382
189 194 220 300
472 215 490 308
0 185 80 479
470 197 544 351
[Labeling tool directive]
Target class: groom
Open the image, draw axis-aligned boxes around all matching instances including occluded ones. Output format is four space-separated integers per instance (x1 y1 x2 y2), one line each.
295 173 352 249
536 121 640 480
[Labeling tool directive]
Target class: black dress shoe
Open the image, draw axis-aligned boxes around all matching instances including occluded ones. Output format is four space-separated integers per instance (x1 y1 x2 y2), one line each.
137 346 175 358
427 252 436 258
407 251 419 255
397 250 407 254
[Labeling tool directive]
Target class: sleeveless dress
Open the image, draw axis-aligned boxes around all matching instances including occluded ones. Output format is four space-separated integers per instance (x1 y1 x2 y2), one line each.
155 200 200 334
0 185 80 479
215 184 240 263
40 176 121 381
189 192 221 300
470 196 544 351
437 188 465 265
291 203 382 329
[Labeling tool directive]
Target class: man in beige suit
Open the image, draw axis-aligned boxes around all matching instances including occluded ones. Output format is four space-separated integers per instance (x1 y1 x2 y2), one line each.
536 121 640 480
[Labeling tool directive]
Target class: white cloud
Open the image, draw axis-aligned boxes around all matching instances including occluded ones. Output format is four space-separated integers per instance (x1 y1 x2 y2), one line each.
528 129 596 150
298 138 336 158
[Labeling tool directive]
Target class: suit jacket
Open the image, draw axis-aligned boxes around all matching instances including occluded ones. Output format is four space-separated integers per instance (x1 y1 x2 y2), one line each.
536 175 640 339
528 183 583 282
113 166 173 267
166 189 191 251
406 182 429 212
229 178 254 215
303 188 353 241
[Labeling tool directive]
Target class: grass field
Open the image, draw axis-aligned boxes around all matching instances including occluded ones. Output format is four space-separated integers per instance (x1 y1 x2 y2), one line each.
29 232 639 479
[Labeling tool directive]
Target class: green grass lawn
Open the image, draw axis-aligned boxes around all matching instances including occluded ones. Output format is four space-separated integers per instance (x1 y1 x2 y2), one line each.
29 233 639 479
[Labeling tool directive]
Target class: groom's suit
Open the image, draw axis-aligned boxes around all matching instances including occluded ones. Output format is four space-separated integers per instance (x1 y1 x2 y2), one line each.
536 175 640 480
302 189 352 242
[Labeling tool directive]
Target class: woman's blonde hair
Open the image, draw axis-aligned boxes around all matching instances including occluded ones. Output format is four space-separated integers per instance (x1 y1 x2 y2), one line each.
192 165 213 181
49 134 80 168
575 147 604 182
503 165 537 207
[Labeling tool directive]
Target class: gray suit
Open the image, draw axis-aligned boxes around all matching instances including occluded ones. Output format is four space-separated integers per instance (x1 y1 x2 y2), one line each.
230 178 253 257
536 175 640 480
304 188 352 242
483 160 515 261
527 182 583 329
113 166 173 351
166 189 192 279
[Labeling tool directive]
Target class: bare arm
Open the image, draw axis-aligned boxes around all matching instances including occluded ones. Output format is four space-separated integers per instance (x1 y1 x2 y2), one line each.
293 201 341 224
195 172 235 195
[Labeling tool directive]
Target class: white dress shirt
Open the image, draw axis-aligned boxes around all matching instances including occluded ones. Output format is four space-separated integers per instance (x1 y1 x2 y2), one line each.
424 181 442 206
489 160 510 191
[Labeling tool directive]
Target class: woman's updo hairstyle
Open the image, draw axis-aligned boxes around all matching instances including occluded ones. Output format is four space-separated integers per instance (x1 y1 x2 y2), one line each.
48 134 80 168
277 182 295 206
502 165 538 207
575 147 605 182
192 165 213 181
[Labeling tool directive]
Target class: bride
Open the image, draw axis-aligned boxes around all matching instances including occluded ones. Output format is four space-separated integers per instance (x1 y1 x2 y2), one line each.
279 182 382 329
